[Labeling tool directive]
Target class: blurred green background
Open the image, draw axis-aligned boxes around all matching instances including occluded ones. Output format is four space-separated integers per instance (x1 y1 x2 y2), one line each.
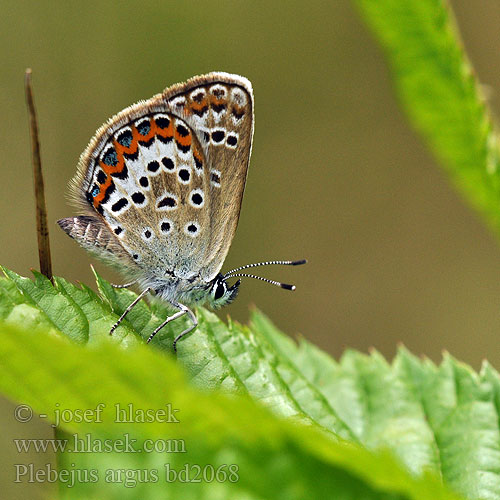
2 0 500 496
3 0 500 367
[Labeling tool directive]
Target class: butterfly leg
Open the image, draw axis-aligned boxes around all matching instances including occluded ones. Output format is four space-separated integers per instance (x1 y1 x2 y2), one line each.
146 301 198 352
172 303 198 353
110 280 137 289
109 287 151 335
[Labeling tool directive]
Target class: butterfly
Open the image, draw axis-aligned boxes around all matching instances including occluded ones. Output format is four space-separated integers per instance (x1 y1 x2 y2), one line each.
58 72 306 351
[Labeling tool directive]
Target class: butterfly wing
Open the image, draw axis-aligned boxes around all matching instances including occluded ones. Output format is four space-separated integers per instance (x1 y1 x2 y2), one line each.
164 72 254 280
62 73 253 283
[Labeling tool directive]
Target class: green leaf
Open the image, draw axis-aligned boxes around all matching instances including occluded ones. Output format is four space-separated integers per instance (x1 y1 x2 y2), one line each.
53 275 140 348
93 267 182 350
0 268 499 498
354 0 500 236
0 277 57 334
1 267 88 343
0 320 464 500
396 349 500 499
97 270 354 438
251 312 500 499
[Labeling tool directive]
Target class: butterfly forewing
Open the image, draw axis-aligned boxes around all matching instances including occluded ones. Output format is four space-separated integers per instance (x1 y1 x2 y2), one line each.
163 73 254 280
67 73 254 283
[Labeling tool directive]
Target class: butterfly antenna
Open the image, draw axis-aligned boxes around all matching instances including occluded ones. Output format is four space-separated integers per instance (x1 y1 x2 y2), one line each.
225 273 297 291
224 259 306 278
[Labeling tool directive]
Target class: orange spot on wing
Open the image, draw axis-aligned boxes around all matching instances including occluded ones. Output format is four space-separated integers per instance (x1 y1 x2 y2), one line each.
99 154 124 176
190 98 208 111
137 118 156 142
193 148 203 163
175 128 192 148
210 95 226 107
114 130 139 158
232 104 245 116
156 119 174 141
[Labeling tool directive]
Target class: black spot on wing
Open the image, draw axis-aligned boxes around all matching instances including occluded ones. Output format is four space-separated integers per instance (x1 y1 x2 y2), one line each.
232 108 245 120
155 116 170 129
194 155 203 170
132 192 146 204
179 169 190 182
212 103 226 113
176 141 191 154
147 161 160 173
101 182 116 204
139 136 154 148
157 197 176 209
157 134 173 144
96 169 106 184
124 150 139 161
210 171 221 185
111 198 128 212
191 193 203 205
211 130 225 143
162 157 175 171
212 88 225 98
176 124 189 137
192 92 204 103
110 164 128 180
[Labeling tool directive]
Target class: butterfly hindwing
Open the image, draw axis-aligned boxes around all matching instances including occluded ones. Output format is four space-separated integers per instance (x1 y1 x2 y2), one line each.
57 215 136 269
67 73 253 282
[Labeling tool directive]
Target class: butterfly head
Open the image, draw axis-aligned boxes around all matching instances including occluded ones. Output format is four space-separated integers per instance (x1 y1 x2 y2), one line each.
205 259 307 309
207 274 241 309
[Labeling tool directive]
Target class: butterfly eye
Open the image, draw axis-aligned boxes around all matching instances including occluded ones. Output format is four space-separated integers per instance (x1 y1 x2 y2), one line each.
213 282 226 300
